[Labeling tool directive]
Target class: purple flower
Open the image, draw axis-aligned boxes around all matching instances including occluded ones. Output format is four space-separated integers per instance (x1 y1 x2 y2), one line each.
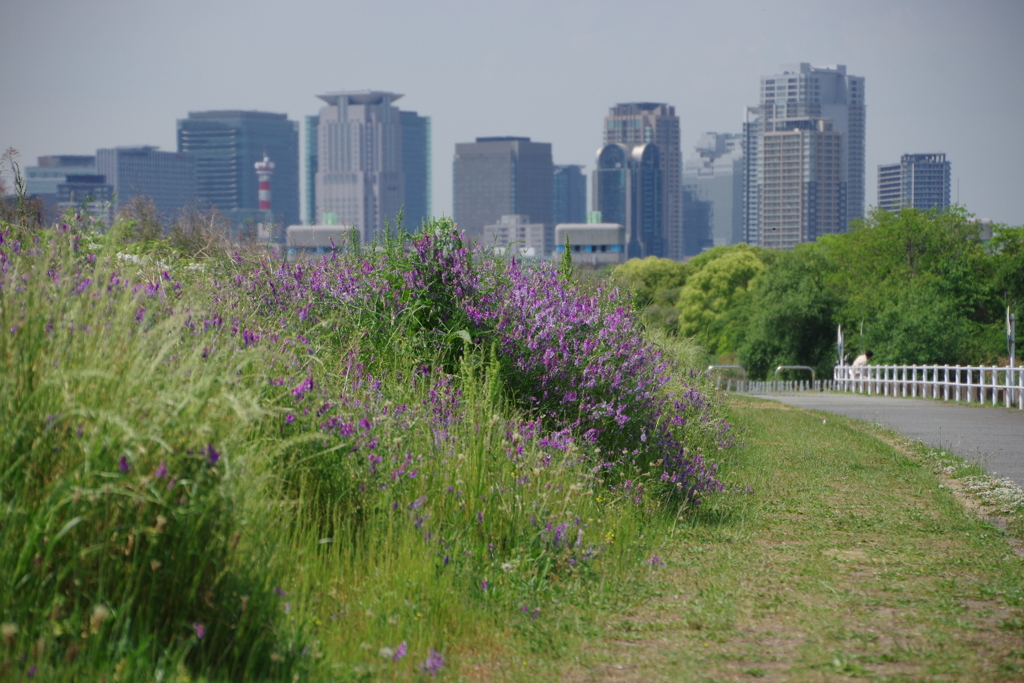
285 414 295 424
27 665 36 678
393 641 407 661
421 649 444 675
273 586 287 597
206 444 220 466
646 555 664 566
476 511 484 524
118 455 129 473
135 307 145 323
193 622 206 639
292 377 313 400
154 462 167 478
481 579 488 592
409 496 427 510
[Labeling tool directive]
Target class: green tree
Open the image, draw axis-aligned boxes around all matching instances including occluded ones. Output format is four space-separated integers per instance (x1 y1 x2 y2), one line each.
990 225 1024 308
738 246 841 380
676 247 766 355
612 256 689 333
820 206 992 326
865 278 970 365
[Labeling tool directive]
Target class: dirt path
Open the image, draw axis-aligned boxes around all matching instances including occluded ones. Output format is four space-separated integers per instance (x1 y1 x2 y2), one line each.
563 397 1024 682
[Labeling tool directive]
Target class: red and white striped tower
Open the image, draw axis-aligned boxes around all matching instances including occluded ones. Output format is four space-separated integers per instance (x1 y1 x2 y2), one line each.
254 152 275 214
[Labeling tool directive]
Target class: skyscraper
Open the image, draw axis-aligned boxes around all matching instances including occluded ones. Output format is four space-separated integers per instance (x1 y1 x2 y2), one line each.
600 103 681 259
682 132 744 254
592 143 663 258
96 146 196 223
303 115 319 224
177 110 299 229
553 164 587 226
316 91 404 241
759 119 844 250
743 63 865 247
452 137 553 245
400 111 432 230
877 153 951 213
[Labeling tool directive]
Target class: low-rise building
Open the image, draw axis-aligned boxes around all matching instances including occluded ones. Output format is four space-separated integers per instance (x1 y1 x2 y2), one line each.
483 214 550 256
554 223 626 266
285 224 358 261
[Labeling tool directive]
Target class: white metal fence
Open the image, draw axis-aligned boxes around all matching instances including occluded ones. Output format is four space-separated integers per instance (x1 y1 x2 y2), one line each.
833 364 1024 409
711 377 837 394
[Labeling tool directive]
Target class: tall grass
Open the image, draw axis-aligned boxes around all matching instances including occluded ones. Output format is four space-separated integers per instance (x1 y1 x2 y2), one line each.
0 215 733 680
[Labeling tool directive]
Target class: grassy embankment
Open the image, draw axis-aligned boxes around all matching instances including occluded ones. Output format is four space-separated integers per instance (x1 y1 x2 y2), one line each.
562 395 1024 682
0 218 730 682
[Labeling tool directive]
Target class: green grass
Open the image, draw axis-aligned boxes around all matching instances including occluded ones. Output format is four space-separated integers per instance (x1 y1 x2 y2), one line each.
562 396 1024 681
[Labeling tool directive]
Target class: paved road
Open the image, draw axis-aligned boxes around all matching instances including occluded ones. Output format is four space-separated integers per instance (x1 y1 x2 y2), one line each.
760 393 1024 487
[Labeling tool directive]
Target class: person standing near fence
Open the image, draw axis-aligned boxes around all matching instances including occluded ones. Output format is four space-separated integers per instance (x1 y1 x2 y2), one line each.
852 350 873 378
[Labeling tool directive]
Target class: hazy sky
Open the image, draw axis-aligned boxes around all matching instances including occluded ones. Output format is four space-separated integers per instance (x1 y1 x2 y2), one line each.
3 0 1023 225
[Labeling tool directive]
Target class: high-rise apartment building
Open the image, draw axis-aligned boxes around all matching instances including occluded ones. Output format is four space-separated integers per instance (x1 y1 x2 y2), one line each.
759 119 844 250
400 111 432 230
682 132 744 255
177 110 299 230
743 63 865 247
600 103 681 259
96 146 196 223
877 153 951 213
553 164 587 226
316 91 404 241
593 142 663 259
452 137 553 245
303 115 319 224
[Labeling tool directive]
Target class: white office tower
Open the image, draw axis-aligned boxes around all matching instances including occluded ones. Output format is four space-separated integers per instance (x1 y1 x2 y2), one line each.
315 91 404 241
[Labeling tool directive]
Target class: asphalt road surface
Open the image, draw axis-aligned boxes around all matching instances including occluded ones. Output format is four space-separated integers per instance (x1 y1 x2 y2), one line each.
760 393 1024 487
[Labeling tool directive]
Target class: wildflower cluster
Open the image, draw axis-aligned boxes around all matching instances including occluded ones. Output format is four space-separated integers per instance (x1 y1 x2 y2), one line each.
0 216 733 680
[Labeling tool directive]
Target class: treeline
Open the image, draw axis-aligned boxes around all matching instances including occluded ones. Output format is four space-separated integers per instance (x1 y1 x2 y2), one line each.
614 207 1024 380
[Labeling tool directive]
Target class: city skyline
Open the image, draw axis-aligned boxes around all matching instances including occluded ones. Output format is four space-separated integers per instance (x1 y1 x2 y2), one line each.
2 0 1023 227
